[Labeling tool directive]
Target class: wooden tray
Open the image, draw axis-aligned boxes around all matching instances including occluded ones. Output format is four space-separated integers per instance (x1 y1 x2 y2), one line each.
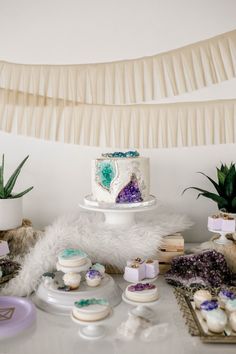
174 287 236 343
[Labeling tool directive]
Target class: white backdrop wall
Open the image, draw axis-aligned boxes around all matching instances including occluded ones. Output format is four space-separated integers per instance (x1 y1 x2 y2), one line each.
0 0 236 242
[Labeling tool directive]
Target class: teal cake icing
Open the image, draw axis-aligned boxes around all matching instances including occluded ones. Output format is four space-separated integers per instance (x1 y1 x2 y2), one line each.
75 298 109 308
59 248 87 259
102 150 139 158
96 161 116 191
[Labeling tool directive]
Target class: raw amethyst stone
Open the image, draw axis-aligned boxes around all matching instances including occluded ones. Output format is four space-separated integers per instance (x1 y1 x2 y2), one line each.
128 283 156 292
200 300 218 311
165 250 235 288
116 175 143 203
86 269 102 279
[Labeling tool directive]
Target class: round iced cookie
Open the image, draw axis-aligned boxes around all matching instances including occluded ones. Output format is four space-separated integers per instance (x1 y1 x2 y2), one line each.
125 282 159 303
72 298 110 321
63 272 81 290
193 290 212 309
206 309 227 333
91 263 105 277
218 289 236 309
225 298 236 314
58 248 88 267
200 300 219 320
85 269 102 287
229 312 236 332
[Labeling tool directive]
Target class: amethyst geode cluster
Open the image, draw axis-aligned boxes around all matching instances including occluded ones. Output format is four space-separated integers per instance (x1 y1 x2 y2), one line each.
116 175 143 203
165 250 236 288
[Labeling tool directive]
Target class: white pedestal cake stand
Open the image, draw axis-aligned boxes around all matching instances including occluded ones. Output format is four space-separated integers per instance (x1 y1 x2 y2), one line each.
71 310 112 340
33 273 122 315
79 195 158 226
208 228 233 245
122 292 159 320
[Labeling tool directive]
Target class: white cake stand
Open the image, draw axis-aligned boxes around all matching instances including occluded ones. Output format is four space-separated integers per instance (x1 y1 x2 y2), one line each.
71 310 112 340
208 228 233 245
122 292 160 320
79 195 158 226
123 275 158 284
33 273 122 315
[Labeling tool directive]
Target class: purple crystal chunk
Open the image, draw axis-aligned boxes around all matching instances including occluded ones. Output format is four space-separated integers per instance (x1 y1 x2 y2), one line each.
128 283 156 292
200 300 218 311
219 289 236 300
116 174 143 203
165 250 235 288
86 269 102 279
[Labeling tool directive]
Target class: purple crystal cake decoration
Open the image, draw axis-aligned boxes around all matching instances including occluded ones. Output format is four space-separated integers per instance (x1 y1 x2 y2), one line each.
200 300 218 311
86 269 102 279
116 174 143 203
219 289 236 300
128 283 156 292
165 250 236 288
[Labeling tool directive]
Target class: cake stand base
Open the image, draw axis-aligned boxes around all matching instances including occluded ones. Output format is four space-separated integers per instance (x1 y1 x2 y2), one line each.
71 311 112 340
79 325 106 340
33 273 121 315
208 229 233 245
79 195 158 226
122 293 160 320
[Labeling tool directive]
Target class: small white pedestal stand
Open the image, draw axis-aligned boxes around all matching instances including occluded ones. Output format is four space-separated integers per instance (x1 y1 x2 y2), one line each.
79 195 157 226
122 293 159 320
208 228 233 245
71 310 112 340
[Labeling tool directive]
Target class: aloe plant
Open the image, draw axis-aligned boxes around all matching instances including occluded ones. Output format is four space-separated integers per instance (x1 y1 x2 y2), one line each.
183 163 236 213
0 155 33 199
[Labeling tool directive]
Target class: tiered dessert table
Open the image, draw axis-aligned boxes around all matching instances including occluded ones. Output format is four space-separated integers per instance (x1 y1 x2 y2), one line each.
1 273 236 354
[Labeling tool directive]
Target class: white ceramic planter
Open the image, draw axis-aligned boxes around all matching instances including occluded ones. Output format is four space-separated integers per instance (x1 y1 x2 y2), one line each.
0 197 23 230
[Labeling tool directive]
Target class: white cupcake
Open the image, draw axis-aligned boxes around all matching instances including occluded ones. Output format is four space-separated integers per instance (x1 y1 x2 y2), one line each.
229 312 236 332
91 263 105 277
85 269 102 287
200 300 219 320
206 309 227 333
63 272 81 290
218 289 236 309
193 290 212 309
225 298 236 315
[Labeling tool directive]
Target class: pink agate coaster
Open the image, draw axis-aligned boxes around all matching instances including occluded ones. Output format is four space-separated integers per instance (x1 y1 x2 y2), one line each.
0 296 36 338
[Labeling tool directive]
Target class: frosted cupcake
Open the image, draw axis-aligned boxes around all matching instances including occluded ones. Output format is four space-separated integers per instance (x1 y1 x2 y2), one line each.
229 312 236 332
206 309 227 333
225 298 236 315
91 263 105 277
85 269 102 287
193 290 212 309
218 289 236 309
200 300 219 320
63 272 81 290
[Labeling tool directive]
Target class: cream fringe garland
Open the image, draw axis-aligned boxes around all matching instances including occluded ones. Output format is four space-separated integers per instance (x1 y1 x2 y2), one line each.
0 89 235 148
0 29 236 104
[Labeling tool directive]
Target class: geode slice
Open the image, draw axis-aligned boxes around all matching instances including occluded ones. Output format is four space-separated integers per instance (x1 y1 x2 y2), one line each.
116 174 143 203
165 250 236 288
96 161 116 191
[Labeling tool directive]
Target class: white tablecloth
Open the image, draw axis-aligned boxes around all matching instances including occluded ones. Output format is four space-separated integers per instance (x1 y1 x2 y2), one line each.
1 275 236 354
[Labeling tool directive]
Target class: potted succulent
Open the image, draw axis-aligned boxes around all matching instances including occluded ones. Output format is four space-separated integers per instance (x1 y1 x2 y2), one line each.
0 155 33 230
183 163 236 215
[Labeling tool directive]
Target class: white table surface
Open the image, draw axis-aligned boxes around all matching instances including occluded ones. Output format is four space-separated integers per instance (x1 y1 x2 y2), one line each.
1 275 236 354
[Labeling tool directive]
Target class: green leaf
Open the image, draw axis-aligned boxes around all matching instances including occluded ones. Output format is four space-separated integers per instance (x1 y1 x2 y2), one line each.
224 165 236 198
197 172 222 195
4 155 29 197
0 154 4 198
198 191 228 207
232 197 236 209
217 168 226 186
11 186 33 199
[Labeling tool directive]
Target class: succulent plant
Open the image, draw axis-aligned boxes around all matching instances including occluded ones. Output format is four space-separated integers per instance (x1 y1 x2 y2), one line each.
183 163 236 213
0 155 33 199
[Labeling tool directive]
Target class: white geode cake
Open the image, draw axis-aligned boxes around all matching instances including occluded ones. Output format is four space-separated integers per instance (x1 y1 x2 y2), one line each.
91 151 150 204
